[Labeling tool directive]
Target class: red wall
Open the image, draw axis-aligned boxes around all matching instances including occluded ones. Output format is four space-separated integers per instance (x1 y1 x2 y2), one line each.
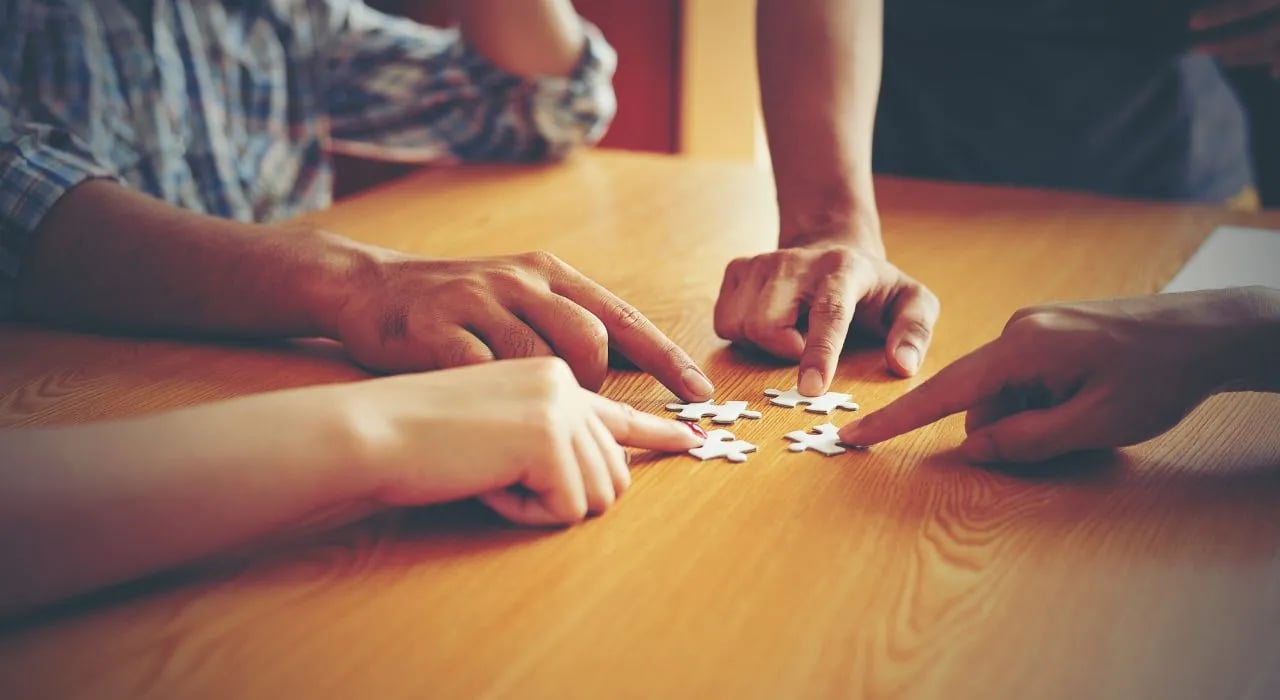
336 1 682 198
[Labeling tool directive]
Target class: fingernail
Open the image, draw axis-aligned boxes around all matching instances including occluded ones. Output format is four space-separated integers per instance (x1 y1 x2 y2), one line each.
685 422 708 440
681 367 714 400
894 344 920 374
799 368 824 396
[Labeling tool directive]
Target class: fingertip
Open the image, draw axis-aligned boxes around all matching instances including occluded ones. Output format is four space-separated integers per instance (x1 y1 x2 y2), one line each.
838 416 879 446
837 419 865 445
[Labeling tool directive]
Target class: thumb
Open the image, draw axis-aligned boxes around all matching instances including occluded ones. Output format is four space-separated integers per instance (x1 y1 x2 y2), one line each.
959 395 1099 464
884 283 940 377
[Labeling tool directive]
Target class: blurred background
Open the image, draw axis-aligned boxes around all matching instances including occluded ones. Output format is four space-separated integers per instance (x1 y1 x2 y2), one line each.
344 1 1276 208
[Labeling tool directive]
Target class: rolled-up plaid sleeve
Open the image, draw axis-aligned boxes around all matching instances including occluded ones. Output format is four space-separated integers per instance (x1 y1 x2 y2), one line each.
320 0 617 162
0 119 118 319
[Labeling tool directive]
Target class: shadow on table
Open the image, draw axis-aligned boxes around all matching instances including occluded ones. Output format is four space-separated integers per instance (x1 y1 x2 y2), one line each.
0 500 549 635
897 444 1280 561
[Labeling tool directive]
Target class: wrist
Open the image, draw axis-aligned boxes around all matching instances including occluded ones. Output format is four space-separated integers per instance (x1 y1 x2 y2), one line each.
776 185 884 256
283 227 388 340
780 208 885 257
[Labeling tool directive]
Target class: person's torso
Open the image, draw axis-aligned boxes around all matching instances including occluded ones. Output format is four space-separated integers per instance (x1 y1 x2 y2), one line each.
876 0 1253 202
7 0 333 222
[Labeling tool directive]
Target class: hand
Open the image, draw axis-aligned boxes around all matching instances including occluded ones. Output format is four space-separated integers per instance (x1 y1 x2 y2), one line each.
0 356 706 612
330 249 714 402
839 289 1277 463
1192 0 1280 75
714 242 940 396
343 357 706 525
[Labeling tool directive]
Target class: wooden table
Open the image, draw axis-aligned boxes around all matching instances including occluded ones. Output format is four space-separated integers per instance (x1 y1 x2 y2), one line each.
1 152 1278 699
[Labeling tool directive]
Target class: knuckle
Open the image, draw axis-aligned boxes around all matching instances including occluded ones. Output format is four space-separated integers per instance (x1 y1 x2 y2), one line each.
439 277 491 304
753 253 783 275
811 293 851 321
805 336 842 360
818 246 855 270
575 312 610 347
501 325 541 357
528 355 575 386
607 298 647 331
1004 308 1044 336
895 317 934 343
593 487 617 511
564 498 590 522
662 342 691 368
726 257 751 276
487 265 531 292
613 402 641 439
442 338 491 367
519 250 563 274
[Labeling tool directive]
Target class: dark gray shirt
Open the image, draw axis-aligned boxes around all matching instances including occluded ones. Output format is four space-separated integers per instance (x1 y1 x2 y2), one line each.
875 0 1254 202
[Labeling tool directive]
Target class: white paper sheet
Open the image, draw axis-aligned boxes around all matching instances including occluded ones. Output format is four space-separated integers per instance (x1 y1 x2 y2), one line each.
1162 226 1280 293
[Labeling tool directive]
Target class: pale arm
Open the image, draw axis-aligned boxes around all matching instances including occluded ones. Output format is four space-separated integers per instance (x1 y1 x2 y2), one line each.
0 385 369 617
0 358 706 616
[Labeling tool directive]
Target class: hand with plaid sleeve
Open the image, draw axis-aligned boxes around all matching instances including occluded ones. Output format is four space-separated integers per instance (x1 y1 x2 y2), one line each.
0 0 713 401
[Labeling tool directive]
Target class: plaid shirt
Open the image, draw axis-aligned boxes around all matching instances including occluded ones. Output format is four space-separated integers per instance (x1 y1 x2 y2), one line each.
0 0 617 315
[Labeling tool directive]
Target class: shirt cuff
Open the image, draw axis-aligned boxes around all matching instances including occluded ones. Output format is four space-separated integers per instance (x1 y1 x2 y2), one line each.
0 127 118 319
459 20 618 159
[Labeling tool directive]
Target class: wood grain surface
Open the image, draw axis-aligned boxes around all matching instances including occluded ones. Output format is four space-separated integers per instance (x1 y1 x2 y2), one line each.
1 151 1278 699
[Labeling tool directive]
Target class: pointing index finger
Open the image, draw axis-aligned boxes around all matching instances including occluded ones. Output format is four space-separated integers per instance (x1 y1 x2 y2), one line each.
553 272 713 402
797 272 864 396
839 339 1011 446
584 391 706 452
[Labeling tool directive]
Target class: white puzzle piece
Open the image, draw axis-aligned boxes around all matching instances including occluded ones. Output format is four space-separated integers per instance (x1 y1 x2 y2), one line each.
784 423 854 457
764 386 860 414
665 399 763 424
688 429 757 463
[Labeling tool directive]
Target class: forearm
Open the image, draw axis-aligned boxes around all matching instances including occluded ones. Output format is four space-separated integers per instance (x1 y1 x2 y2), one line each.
456 0 586 77
15 180 371 339
0 387 373 616
757 0 885 253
